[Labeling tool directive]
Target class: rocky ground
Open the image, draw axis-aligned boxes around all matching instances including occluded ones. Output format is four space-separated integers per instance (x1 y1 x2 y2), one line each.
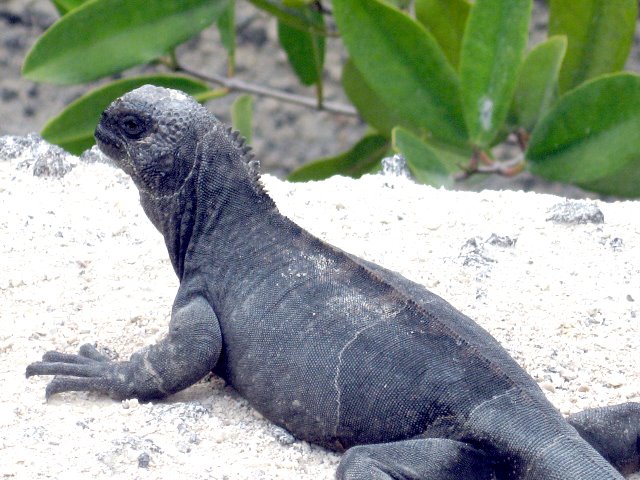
0 138 639 478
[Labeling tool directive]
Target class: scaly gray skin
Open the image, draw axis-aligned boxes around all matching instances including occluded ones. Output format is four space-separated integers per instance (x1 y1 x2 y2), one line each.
26 86 639 480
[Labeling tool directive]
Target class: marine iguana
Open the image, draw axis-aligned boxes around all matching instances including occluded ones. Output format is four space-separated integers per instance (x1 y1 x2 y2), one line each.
26 86 639 479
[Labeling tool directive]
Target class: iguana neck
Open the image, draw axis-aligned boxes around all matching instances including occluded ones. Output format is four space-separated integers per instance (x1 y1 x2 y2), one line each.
140 123 277 281
139 183 199 280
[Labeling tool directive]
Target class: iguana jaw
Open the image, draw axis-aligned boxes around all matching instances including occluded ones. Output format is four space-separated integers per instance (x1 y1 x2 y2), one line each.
94 120 133 175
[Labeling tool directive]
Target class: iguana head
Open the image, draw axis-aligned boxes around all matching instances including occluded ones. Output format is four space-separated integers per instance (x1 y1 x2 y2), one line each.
95 85 211 197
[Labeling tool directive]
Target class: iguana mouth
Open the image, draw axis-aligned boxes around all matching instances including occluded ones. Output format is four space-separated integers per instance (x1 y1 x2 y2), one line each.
94 122 123 162
95 120 138 180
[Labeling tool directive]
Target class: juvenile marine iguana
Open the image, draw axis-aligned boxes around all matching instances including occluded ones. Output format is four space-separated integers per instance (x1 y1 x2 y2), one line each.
27 86 639 479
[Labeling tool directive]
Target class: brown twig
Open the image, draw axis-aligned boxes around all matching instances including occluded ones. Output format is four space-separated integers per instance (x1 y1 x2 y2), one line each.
455 149 525 181
175 66 358 117
475 156 525 176
515 128 530 151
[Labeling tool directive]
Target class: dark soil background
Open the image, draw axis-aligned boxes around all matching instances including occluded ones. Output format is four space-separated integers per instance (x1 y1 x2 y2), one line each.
2 0 640 196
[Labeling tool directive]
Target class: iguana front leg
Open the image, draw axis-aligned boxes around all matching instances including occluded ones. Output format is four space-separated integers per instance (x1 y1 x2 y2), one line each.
26 293 221 401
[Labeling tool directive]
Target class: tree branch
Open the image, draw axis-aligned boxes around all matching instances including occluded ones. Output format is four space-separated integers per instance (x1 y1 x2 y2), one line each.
455 150 525 181
176 66 358 117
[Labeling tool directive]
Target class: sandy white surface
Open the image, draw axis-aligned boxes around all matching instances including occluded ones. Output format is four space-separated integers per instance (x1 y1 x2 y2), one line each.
1 152 639 479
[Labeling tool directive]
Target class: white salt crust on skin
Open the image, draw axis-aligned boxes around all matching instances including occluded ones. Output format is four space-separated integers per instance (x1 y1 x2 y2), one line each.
1 157 638 479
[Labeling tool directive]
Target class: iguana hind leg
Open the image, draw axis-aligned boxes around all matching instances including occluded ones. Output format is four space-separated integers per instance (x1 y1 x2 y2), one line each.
567 402 640 475
336 438 496 480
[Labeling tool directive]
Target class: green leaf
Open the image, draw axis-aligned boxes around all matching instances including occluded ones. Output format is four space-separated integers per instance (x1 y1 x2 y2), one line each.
51 0 90 15
341 60 404 137
288 133 389 181
277 7 325 86
578 158 640 198
382 0 412 9
415 0 470 68
23 0 229 84
526 73 640 197
41 75 212 154
231 95 253 145
392 127 452 187
217 0 236 74
549 0 637 93
511 36 567 132
282 0 313 6
459 0 532 148
333 0 468 147
432 144 473 174
246 0 329 35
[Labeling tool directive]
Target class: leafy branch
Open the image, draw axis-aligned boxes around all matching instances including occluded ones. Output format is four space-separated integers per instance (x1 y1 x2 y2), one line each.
22 0 640 198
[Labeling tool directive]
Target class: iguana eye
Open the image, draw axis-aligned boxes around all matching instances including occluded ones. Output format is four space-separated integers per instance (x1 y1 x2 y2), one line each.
119 114 146 139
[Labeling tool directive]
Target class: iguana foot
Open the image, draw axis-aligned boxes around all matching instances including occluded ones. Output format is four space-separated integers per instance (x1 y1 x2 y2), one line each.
336 438 494 480
26 343 138 400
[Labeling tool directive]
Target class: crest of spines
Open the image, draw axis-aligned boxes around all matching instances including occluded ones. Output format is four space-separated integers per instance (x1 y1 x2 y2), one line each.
224 126 265 195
